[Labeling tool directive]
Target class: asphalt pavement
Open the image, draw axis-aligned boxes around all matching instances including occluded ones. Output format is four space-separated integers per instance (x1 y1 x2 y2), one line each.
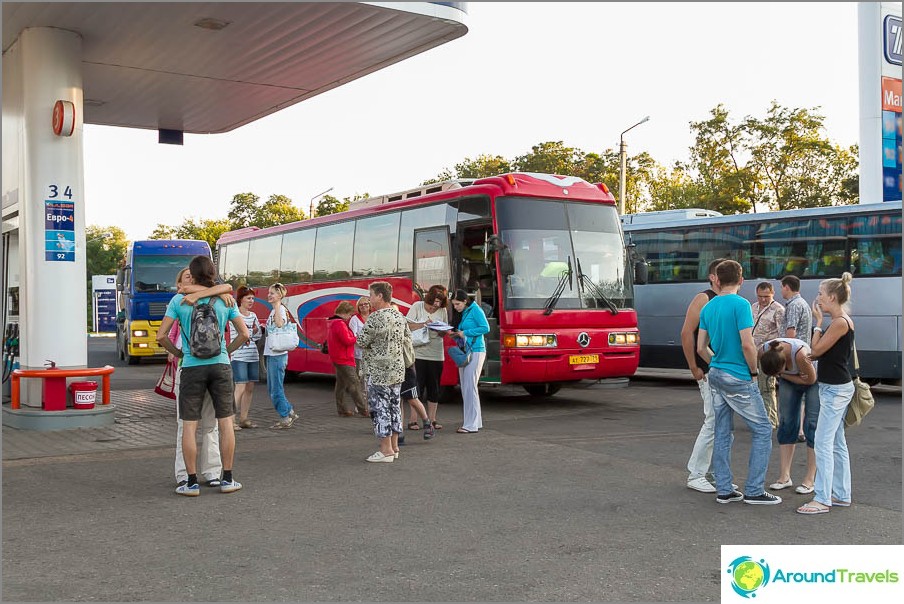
1 337 901 602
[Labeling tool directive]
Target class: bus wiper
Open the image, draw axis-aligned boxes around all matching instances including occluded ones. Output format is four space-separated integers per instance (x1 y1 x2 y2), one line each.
543 256 572 316
576 257 619 315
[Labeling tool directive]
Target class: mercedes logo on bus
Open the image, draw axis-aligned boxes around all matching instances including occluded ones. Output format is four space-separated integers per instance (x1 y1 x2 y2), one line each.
577 332 591 348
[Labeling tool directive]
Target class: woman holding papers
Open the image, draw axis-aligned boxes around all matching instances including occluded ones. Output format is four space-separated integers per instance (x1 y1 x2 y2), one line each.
405 285 450 430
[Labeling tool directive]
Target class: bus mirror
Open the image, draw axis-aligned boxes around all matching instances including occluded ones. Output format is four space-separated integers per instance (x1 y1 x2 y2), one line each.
115 269 124 292
500 248 515 276
634 261 648 285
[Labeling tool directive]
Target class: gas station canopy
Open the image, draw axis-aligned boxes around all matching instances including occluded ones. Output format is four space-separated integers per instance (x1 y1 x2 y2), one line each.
1 2 468 133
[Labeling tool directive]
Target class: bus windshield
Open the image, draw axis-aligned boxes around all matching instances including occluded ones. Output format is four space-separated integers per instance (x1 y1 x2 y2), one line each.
132 255 198 292
496 197 632 310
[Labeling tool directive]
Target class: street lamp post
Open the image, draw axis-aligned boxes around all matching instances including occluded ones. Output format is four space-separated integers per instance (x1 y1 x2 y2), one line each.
309 187 334 219
618 115 650 216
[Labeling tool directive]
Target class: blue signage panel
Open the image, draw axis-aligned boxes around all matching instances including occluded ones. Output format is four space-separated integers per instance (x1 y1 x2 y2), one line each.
885 15 902 66
44 199 76 261
95 289 118 332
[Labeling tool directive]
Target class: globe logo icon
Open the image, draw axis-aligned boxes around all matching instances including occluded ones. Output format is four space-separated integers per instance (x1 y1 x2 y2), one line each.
727 556 771 598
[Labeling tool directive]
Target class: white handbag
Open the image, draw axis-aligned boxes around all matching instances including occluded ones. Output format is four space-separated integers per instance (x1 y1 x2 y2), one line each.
411 326 430 347
267 306 300 353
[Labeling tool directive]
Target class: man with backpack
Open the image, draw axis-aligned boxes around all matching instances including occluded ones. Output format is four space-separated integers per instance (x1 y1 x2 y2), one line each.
157 255 249 496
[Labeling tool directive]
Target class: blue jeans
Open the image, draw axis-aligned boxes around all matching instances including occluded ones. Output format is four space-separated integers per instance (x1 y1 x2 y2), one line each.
708 368 774 496
777 378 820 446
814 381 854 507
265 354 294 419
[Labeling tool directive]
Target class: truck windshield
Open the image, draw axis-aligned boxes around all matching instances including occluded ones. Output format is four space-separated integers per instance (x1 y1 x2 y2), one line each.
496 197 632 310
132 255 199 292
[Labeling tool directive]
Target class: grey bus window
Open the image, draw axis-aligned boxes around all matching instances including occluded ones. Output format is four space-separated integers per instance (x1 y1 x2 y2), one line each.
398 204 454 273
353 212 401 277
314 221 355 281
217 246 228 282
247 235 283 287
222 241 249 287
280 229 315 284
456 197 490 223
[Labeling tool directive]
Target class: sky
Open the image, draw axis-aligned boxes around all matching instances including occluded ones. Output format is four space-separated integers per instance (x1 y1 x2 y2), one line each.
83 2 861 242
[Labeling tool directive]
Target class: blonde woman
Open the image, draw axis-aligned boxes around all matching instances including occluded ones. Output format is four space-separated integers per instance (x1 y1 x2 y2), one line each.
797 272 855 515
263 283 299 429
349 296 371 395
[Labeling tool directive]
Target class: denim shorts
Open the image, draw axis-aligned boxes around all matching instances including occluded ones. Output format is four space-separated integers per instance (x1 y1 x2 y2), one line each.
231 359 260 384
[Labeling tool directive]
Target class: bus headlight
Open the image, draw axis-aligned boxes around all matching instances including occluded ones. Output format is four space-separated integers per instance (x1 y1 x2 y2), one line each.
132 330 148 337
608 332 639 345
503 334 558 348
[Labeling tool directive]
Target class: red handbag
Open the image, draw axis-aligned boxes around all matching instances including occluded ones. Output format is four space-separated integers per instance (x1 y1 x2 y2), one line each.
154 357 178 400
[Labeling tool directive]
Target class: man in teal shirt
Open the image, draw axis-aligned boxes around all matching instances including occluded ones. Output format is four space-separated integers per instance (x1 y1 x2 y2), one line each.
157 256 248 496
697 260 780 506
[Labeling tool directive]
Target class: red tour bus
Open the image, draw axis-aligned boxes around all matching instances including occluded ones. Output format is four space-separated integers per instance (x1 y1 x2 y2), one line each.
216 172 640 396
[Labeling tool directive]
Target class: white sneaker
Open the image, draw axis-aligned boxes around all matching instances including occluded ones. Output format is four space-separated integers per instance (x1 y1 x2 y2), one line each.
687 476 716 493
366 451 394 463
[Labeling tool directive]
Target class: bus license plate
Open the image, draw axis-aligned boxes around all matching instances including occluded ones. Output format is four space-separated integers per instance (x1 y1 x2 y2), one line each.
569 354 599 365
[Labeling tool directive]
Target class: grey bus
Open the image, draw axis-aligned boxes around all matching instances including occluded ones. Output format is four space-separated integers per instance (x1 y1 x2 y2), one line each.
622 202 902 384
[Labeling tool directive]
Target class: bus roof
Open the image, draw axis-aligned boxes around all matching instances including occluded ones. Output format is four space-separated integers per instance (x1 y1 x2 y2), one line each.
622 202 902 231
620 208 722 225
130 239 211 253
217 172 617 246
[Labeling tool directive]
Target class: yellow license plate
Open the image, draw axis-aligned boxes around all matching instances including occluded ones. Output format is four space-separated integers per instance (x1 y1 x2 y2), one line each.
569 354 599 365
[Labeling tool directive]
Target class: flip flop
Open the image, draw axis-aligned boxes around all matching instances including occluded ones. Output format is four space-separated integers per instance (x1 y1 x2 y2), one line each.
432 421 443 430
456 428 476 434
407 422 421 430
831 498 852 507
796 501 830 515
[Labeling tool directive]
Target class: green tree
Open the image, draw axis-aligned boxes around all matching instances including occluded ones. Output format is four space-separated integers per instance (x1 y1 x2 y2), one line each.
147 217 231 251
227 192 305 228
85 225 129 328
685 104 758 214
745 101 858 210
315 194 351 217
512 141 584 175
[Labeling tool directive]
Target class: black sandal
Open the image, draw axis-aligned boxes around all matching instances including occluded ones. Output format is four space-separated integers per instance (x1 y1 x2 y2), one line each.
407 422 420 430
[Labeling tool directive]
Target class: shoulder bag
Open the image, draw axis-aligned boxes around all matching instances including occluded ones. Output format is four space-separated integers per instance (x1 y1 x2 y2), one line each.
447 336 473 368
267 305 300 353
844 325 875 428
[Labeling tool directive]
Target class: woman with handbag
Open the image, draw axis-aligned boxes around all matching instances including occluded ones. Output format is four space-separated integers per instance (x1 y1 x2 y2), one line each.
449 289 490 434
263 283 299 429
797 272 855 515
405 285 449 431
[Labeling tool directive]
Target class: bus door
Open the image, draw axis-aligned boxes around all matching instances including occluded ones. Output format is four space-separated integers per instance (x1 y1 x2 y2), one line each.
453 198 498 382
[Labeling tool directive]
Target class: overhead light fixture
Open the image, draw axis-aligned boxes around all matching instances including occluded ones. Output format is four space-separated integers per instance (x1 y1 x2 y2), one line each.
193 17 231 31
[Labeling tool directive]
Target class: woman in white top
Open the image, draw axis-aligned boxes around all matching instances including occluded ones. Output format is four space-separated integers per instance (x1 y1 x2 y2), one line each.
348 296 371 395
759 337 819 494
405 285 449 430
263 283 298 429
228 285 262 429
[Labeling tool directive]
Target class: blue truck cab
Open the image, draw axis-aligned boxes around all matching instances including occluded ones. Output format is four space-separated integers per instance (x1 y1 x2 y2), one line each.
115 240 211 364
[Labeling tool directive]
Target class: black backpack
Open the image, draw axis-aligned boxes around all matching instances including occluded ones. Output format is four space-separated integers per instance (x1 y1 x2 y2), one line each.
188 300 222 359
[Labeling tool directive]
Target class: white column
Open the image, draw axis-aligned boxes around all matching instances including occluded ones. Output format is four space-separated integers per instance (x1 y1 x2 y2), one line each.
17 28 87 405
858 3 883 204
